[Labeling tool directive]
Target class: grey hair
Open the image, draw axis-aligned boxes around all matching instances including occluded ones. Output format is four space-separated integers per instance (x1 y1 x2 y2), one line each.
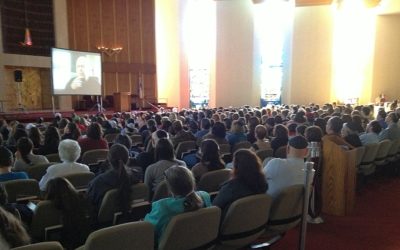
58 139 81 162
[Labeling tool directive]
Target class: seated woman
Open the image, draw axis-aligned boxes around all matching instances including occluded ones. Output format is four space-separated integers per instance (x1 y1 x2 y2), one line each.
144 138 186 193
144 165 211 244
78 123 108 155
39 139 90 191
270 124 289 154
87 144 139 214
0 146 28 182
13 137 49 172
192 139 225 182
251 125 271 151
0 206 30 249
61 122 81 141
213 149 267 217
46 177 89 249
38 126 61 155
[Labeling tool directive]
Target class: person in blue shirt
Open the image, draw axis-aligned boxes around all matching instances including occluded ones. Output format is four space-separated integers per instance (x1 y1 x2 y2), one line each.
144 165 211 244
0 146 28 182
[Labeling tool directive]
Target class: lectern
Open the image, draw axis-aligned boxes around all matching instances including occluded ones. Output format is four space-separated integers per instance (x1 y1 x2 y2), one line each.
114 92 131 112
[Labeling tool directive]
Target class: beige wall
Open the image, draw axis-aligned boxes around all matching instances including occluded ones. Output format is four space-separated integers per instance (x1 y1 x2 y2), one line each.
291 5 333 105
373 14 400 101
215 0 257 107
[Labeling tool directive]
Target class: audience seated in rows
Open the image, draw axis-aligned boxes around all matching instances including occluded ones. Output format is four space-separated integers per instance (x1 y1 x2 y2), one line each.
191 139 225 182
13 137 49 172
144 165 211 244
323 117 354 149
39 139 90 191
144 138 186 193
170 120 196 148
201 121 228 145
264 136 310 199
0 146 28 182
213 149 267 218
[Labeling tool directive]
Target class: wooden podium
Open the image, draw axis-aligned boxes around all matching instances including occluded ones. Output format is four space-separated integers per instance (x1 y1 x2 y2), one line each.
321 138 357 216
113 92 131 112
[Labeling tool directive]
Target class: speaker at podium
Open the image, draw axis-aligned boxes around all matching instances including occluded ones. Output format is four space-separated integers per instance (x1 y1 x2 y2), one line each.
114 92 131 112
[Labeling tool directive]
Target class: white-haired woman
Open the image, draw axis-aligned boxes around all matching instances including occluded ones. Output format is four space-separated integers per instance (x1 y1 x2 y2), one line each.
39 139 90 191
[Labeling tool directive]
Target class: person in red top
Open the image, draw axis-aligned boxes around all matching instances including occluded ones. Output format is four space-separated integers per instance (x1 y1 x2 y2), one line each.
78 123 108 154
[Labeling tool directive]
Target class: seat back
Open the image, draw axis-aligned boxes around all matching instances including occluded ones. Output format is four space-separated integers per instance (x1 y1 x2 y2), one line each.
63 172 95 190
81 149 109 165
25 163 55 181
197 169 231 193
2 179 41 202
175 141 197 159
45 154 61 163
218 194 272 248
104 133 119 144
375 139 392 165
130 134 144 146
130 183 150 203
265 184 304 237
30 201 63 241
152 180 170 202
11 242 63 250
158 206 221 250
232 141 252 154
387 138 400 160
274 146 287 158
256 149 273 161
81 221 154 250
359 143 379 175
354 146 365 167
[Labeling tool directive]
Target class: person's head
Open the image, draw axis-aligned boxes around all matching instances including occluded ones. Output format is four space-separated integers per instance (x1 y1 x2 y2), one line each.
151 129 169 147
200 139 224 171
366 120 382 134
58 139 81 163
304 126 323 142
232 149 267 193
108 144 129 171
75 56 87 79
200 118 211 130
248 116 260 131
65 122 81 139
386 112 399 125
86 123 102 140
0 146 13 168
155 138 175 161
326 116 343 134
46 177 78 204
211 121 226 139
13 128 28 143
231 120 245 134
296 124 307 137
254 125 267 140
16 137 33 164
0 207 30 248
172 120 183 134
164 165 203 212
115 134 132 150
273 124 289 139
341 121 359 137
44 126 61 145
287 135 309 158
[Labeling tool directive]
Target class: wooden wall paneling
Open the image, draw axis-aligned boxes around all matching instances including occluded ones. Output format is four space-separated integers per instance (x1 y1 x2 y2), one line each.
115 0 130 93
127 0 143 64
72 0 89 50
101 0 117 94
40 69 53 109
67 0 76 49
141 0 156 64
87 0 102 52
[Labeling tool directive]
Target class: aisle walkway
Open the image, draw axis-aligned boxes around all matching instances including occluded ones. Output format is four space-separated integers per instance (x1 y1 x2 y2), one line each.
272 176 400 250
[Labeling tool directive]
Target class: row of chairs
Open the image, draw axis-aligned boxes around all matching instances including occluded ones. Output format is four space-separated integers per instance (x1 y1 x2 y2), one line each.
13 184 306 250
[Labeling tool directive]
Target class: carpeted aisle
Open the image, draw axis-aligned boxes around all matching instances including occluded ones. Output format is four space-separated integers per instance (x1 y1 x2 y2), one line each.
272 176 400 250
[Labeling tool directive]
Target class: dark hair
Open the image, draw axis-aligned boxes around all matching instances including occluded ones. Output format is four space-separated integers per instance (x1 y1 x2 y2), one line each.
0 146 13 167
86 123 102 140
274 124 289 139
296 125 308 136
200 118 211 130
16 137 33 165
351 115 365 133
0 207 30 248
13 129 28 144
164 165 203 212
388 112 399 123
368 120 382 134
288 123 298 133
28 127 41 148
46 177 87 248
211 122 226 139
200 139 224 171
327 117 343 134
66 122 81 141
233 149 267 193
248 116 260 132
44 126 61 148
107 144 131 213
305 126 323 142
155 138 175 161
255 125 267 140
0 185 7 206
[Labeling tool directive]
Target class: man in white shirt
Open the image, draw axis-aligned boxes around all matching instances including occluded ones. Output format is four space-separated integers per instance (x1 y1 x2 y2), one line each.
39 139 90 191
264 135 309 199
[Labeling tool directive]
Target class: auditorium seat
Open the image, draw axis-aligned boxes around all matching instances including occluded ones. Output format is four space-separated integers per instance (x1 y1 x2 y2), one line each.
231 141 252 154
197 169 231 198
25 162 55 181
175 141 197 159
45 154 61 163
63 172 95 191
152 180 170 202
30 200 63 241
2 179 41 203
11 241 63 250
81 149 109 165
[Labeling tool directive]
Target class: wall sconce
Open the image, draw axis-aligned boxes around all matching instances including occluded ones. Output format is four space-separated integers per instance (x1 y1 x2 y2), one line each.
96 46 123 56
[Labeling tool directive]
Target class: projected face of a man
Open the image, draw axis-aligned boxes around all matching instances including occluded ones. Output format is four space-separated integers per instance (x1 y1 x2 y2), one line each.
76 56 86 79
